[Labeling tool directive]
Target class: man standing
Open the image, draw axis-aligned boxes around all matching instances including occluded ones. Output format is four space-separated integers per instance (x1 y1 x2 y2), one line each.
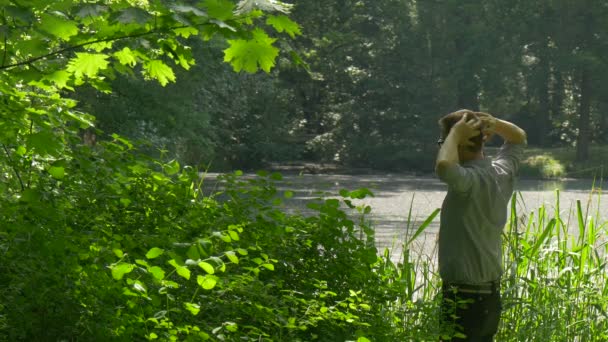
435 109 527 341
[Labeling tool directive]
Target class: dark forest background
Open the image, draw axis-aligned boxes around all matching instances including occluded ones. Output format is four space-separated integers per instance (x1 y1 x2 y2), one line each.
80 0 608 173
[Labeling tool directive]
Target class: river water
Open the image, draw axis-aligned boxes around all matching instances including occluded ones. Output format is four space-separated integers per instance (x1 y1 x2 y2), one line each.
204 173 608 262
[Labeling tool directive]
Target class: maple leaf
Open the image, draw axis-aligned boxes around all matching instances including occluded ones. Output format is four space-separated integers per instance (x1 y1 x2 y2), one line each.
266 15 301 38
39 13 80 41
143 60 176 86
113 47 138 67
66 53 110 78
223 28 279 73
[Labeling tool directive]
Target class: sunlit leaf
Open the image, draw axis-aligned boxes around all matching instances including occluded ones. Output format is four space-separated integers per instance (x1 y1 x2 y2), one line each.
184 302 201 315
174 27 199 38
146 247 164 259
198 261 215 274
113 249 124 258
266 15 301 38
261 263 274 271
164 159 180 175
111 263 135 280
44 70 72 89
49 166 65 179
113 47 138 67
143 60 176 86
225 322 238 332
197 275 217 290
149 266 165 280
223 28 279 73
225 251 239 264
169 259 191 280
39 13 79 41
228 230 239 241
67 53 110 78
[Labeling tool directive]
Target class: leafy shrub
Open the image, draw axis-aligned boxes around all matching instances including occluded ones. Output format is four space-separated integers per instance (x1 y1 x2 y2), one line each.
0 129 415 341
520 154 566 178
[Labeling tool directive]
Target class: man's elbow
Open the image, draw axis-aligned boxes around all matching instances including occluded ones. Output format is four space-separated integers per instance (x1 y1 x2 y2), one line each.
435 159 455 177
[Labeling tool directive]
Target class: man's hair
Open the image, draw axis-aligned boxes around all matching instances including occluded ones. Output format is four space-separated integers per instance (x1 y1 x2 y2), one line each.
438 109 484 152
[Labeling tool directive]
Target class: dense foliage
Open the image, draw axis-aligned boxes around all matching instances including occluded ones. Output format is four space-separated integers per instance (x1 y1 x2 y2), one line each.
2 0 608 341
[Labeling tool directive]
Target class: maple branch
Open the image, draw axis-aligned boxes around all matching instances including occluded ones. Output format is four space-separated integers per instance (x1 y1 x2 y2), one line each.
0 22 213 71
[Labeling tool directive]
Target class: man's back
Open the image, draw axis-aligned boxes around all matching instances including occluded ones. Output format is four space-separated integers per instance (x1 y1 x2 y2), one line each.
438 143 524 284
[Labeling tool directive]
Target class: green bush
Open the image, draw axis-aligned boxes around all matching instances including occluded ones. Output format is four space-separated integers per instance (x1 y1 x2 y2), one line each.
0 129 418 341
520 154 566 179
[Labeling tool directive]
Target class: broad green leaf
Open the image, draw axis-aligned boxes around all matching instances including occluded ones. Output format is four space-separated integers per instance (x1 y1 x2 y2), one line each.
203 0 234 21
48 166 65 179
111 263 135 280
266 15 301 38
174 27 199 38
225 322 238 332
197 275 217 290
284 190 294 199
223 28 279 73
198 261 215 274
27 131 62 156
88 41 113 52
261 263 274 271
164 159 180 175
113 249 124 258
146 247 164 259
236 248 248 256
39 13 79 41
44 70 71 89
169 259 191 280
135 259 149 267
187 245 201 260
228 230 239 241
149 266 165 280
67 53 110 78
113 47 138 67
184 302 201 315
119 198 131 207
16 146 26 156
143 60 176 86
225 251 239 264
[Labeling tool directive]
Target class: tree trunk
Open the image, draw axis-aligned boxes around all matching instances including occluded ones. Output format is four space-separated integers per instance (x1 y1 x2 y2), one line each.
575 67 592 162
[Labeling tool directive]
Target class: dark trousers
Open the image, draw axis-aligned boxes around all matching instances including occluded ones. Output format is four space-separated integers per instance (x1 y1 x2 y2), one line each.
440 282 502 342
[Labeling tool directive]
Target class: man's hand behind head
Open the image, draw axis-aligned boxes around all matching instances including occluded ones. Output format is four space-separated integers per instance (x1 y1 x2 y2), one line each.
452 113 483 147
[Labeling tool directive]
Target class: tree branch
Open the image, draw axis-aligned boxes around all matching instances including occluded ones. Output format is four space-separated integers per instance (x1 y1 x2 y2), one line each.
2 143 25 191
0 22 211 71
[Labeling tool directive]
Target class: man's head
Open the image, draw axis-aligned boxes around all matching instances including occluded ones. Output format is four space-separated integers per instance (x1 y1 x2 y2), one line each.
438 109 484 152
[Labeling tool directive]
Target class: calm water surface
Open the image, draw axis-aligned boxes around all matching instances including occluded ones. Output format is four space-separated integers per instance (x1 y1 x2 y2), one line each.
204 173 608 262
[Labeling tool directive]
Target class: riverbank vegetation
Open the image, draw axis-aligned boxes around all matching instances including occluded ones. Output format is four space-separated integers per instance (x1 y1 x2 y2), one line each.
2 148 607 340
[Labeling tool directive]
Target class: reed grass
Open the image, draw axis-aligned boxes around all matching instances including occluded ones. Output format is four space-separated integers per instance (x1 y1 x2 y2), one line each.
379 187 608 341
